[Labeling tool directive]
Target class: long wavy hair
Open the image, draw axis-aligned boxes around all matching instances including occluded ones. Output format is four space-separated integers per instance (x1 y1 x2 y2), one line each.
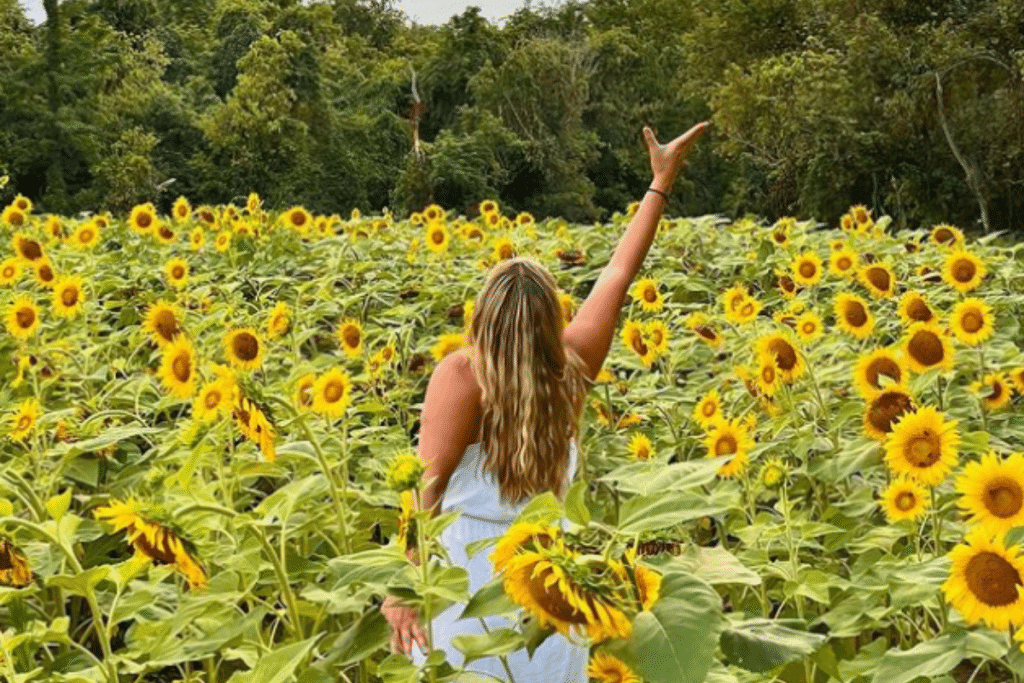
465 257 593 507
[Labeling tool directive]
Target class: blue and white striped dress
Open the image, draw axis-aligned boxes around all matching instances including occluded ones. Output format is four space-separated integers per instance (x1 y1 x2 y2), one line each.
411 440 588 683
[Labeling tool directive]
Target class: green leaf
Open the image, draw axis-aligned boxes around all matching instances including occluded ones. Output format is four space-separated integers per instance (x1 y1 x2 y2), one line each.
870 632 968 683
719 618 826 672
332 609 391 667
511 492 562 526
226 635 321 683
669 545 761 586
451 628 524 666
46 489 72 521
46 567 109 597
601 456 730 496
564 478 590 526
623 573 725 683
459 575 517 620
618 489 732 534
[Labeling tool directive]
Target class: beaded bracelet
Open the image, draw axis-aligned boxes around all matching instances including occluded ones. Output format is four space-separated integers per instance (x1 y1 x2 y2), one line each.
647 187 669 201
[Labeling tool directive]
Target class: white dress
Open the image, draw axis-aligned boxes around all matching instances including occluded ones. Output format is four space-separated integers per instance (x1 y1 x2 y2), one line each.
410 439 589 683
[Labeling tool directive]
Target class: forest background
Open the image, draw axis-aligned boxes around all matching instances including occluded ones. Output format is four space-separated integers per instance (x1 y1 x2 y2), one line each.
1 0 1022 234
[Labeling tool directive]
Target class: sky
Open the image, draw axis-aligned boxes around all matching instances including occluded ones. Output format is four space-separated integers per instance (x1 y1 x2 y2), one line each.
18 0 529 27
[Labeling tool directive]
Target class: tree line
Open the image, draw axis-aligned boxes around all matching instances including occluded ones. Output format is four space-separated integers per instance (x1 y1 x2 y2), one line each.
1 0 1021 234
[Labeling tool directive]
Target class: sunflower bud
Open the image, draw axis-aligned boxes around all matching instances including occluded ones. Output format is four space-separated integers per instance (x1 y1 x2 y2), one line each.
387 452 425 492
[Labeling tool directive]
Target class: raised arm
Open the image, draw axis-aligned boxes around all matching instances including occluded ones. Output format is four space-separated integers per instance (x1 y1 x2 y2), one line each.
564 122 711 381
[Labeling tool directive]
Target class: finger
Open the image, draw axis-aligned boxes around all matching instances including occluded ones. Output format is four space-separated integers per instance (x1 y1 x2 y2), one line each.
389 631 398 655
415 625 429 654
401 627 412 658
642 125 658 150
673 121 712 150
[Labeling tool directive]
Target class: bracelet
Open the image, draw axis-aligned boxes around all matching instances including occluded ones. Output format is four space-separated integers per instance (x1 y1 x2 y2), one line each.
647 187 670 201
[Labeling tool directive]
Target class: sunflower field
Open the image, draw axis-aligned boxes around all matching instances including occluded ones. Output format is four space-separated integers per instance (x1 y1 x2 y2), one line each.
2 192 1024 683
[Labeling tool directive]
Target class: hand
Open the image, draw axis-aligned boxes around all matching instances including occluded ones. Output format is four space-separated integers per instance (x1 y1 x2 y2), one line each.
382 594 428 659
643 121 712 191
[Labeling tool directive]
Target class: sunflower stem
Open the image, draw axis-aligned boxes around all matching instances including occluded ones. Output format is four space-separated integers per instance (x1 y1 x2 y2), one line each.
415 487 436 683
295 415 351 554
476 617 517 683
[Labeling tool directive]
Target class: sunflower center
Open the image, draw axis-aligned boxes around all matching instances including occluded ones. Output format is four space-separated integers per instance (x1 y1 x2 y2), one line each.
908 330 944 366
136 213 152 229
905 429 942 467
204 389 222 410
635 445 650 460
290 212 307 227
500 244 514 259
953 259 977 283
172 265 185 280
16 415 31 431
761 365 776 384
907 298 932 321
867 267 890 291
696 325 717 341
431 229 444 245
20 239 42 260
526 564 591 624
323 380 344 403
799 262 816 278
984 477 1023 518
2 266 14 278
740 301 754 317
866 358 901 389
767 339 797 371
895 491 917 512
342 326 361 349
935 228 954 244
701 402 717 418
843 301 868 327
61 288 79 307
233 333 259 361
632 337 649 356
650 329 663 345
773 231 786 244
961 310 983 333
80 229 95 242
299 383 314 406
965 551 1022 607
38 265 54 282
159 226 173 240
15 307 35 329
801 321 816 336
867 391 913 434
643 287 657 303
155 310 179 342
987 380 1004 402
779 275 795 293
837 256 852 271
200 211 215 224
172 354 191 382
9 211 25 226
715 435 738 456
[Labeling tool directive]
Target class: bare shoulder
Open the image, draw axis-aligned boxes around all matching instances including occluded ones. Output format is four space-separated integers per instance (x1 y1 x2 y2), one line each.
426 351 483 422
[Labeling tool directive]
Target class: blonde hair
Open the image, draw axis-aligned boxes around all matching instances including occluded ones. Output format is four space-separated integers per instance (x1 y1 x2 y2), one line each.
466 257 593 507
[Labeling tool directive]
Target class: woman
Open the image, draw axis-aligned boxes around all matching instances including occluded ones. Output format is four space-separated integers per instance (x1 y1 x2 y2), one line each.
383 121 711 681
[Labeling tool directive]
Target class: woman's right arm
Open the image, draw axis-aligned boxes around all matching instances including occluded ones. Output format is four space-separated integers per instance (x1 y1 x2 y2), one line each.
564 122 711 381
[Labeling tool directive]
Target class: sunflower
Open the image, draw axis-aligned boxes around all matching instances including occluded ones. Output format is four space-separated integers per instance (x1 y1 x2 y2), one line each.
154 222 177 243
849 204 871 229
293 373 317 412
387 452 426 492
0 537 33 586
943 250 986 294
501 549 633 644
73 221 100 249
862 385 916 441
423 204 445 223
172 196 192 223
759 457 787 489
632 278 663 313
622 320 657 367
8 397 40 442
52 275 85 318
628 432 653 461
479 199 499 216
770 227 790 246
329 318 362 358
859 264 896 298
223 328 264 371
903 322 955 374
266 302 290 339
972 374 1012 411
489 522 562 574
164 258 189 289
587 652 640 683
645 320 669 354
950 298 994 346
1 205 27 228
956 453 1024 536
129 203 157 234
461 222 486 243
424 223 449 254
558 292 575 324
5 296 40 339
31 258 57 289
880 477 930 523
854 348 908 399
795 311 823 343
189 228 205 251
829 249 858 279
756 358 780 397
776 273 797 298
232 389 277 463
792 252 823 287
43 215 64 241
931 224 965 248
0 257 21 286
943 528 1024 631
312 368 352 417
144 300 182 347
432 332 465 362
731 296 761 324
282 206 313 233
1012 368 1024 396
158 337 197 399
897 291 935 326
722 286 748 316
705 418 753 478
214 231 231 252
687 312 721 348
885 406 959 486
834 292 874 338
492 237 516 261
755 331 805 383
193 380 231 422
692 389 722 429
